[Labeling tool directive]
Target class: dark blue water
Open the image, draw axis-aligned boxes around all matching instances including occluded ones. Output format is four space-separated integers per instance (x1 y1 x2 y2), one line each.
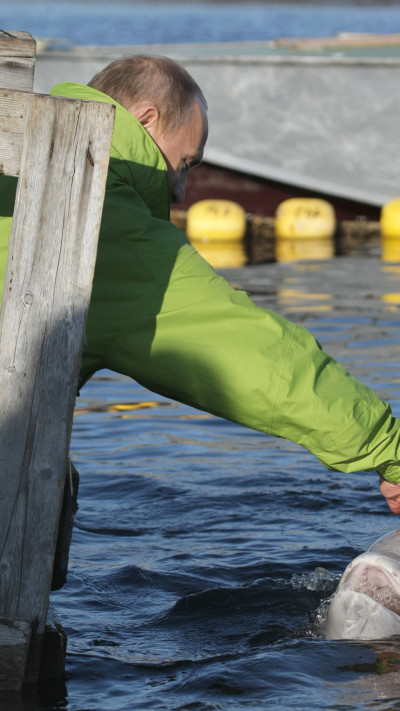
2 257 399 711
3 3 400 709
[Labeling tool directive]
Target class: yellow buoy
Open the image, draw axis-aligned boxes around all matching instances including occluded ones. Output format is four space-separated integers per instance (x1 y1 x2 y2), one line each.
186 199 247 268
381 198 400 262
275 198 336 262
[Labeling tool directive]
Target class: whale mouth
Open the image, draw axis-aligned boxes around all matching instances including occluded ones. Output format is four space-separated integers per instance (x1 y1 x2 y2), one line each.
341 560 400 616
325 532 400 640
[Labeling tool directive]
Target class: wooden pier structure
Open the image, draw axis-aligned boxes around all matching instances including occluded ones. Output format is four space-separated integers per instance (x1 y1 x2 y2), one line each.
0 30 115 689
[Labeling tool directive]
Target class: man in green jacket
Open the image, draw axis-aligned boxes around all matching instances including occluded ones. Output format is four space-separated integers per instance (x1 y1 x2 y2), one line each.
1 55 400 513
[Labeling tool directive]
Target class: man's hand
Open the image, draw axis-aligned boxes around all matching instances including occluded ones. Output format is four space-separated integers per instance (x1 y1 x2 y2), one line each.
379 476 400 514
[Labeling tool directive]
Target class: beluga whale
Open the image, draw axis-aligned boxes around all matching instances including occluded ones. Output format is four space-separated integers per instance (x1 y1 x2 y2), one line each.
325 530 400 640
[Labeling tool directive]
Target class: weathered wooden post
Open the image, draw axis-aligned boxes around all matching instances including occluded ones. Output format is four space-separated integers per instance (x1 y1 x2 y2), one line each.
0 30 36 90
0 44 115 688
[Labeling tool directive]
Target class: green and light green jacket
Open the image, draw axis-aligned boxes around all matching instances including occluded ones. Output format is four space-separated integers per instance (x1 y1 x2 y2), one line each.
1 82 400 482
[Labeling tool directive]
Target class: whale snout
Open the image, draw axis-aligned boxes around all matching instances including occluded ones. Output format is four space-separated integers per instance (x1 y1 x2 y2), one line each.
325 532 400 640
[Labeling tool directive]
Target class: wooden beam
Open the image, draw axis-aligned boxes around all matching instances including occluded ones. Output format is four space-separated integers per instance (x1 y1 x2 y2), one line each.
0 90 114 687
0 31 35 91
0 618 32 690
0 88 31 175
0 31 36 57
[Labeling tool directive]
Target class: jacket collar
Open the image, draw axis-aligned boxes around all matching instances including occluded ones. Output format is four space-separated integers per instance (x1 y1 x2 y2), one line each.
50 82 171 221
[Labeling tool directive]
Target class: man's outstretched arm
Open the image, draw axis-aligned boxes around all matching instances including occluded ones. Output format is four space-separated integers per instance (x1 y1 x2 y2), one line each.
95 215 400 493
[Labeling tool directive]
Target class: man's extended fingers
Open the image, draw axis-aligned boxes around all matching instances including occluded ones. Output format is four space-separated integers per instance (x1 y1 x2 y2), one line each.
379 476 400 514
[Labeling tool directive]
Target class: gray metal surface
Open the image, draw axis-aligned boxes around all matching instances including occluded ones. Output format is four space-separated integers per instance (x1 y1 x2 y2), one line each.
34 42 400 207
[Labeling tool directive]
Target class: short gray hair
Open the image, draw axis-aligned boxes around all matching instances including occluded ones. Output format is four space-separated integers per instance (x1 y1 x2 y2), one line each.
88 54 208 133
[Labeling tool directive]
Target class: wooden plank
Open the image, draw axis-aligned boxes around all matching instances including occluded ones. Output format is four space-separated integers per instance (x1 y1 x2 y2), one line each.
39 607 67 680
0 31 35 91
247 215 275 264
0 58 35 91
339 220 381 256
0 31 36 57
0 618 31 690
0 89 32 175
52 461 80 591
0 91 115 687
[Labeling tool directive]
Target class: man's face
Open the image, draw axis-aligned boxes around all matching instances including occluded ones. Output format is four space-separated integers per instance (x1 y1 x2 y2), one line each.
148 99 208 205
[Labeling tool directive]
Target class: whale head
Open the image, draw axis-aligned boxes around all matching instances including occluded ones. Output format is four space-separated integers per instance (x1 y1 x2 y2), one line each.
325 530 400 640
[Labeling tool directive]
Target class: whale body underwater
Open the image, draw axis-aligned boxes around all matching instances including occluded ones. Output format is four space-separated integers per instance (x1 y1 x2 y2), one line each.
325 530 400 640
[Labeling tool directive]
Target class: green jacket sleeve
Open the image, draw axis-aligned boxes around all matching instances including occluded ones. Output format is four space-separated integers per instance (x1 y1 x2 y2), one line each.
89 195 400 481
2 171 400 481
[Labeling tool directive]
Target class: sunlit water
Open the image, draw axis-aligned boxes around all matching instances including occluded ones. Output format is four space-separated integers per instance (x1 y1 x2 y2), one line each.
3 255 400 711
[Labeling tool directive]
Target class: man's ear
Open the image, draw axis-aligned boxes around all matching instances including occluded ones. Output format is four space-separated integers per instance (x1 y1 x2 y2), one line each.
131 105 161 133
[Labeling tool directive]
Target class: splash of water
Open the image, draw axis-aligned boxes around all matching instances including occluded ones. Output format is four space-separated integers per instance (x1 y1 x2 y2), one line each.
290 567 340 594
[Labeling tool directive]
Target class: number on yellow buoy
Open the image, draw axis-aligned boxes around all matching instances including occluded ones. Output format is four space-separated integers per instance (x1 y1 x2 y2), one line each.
186 199 247 268
274 197 336 262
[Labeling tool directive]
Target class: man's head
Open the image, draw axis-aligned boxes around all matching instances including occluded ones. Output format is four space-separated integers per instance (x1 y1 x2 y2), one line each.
88 54 208 204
